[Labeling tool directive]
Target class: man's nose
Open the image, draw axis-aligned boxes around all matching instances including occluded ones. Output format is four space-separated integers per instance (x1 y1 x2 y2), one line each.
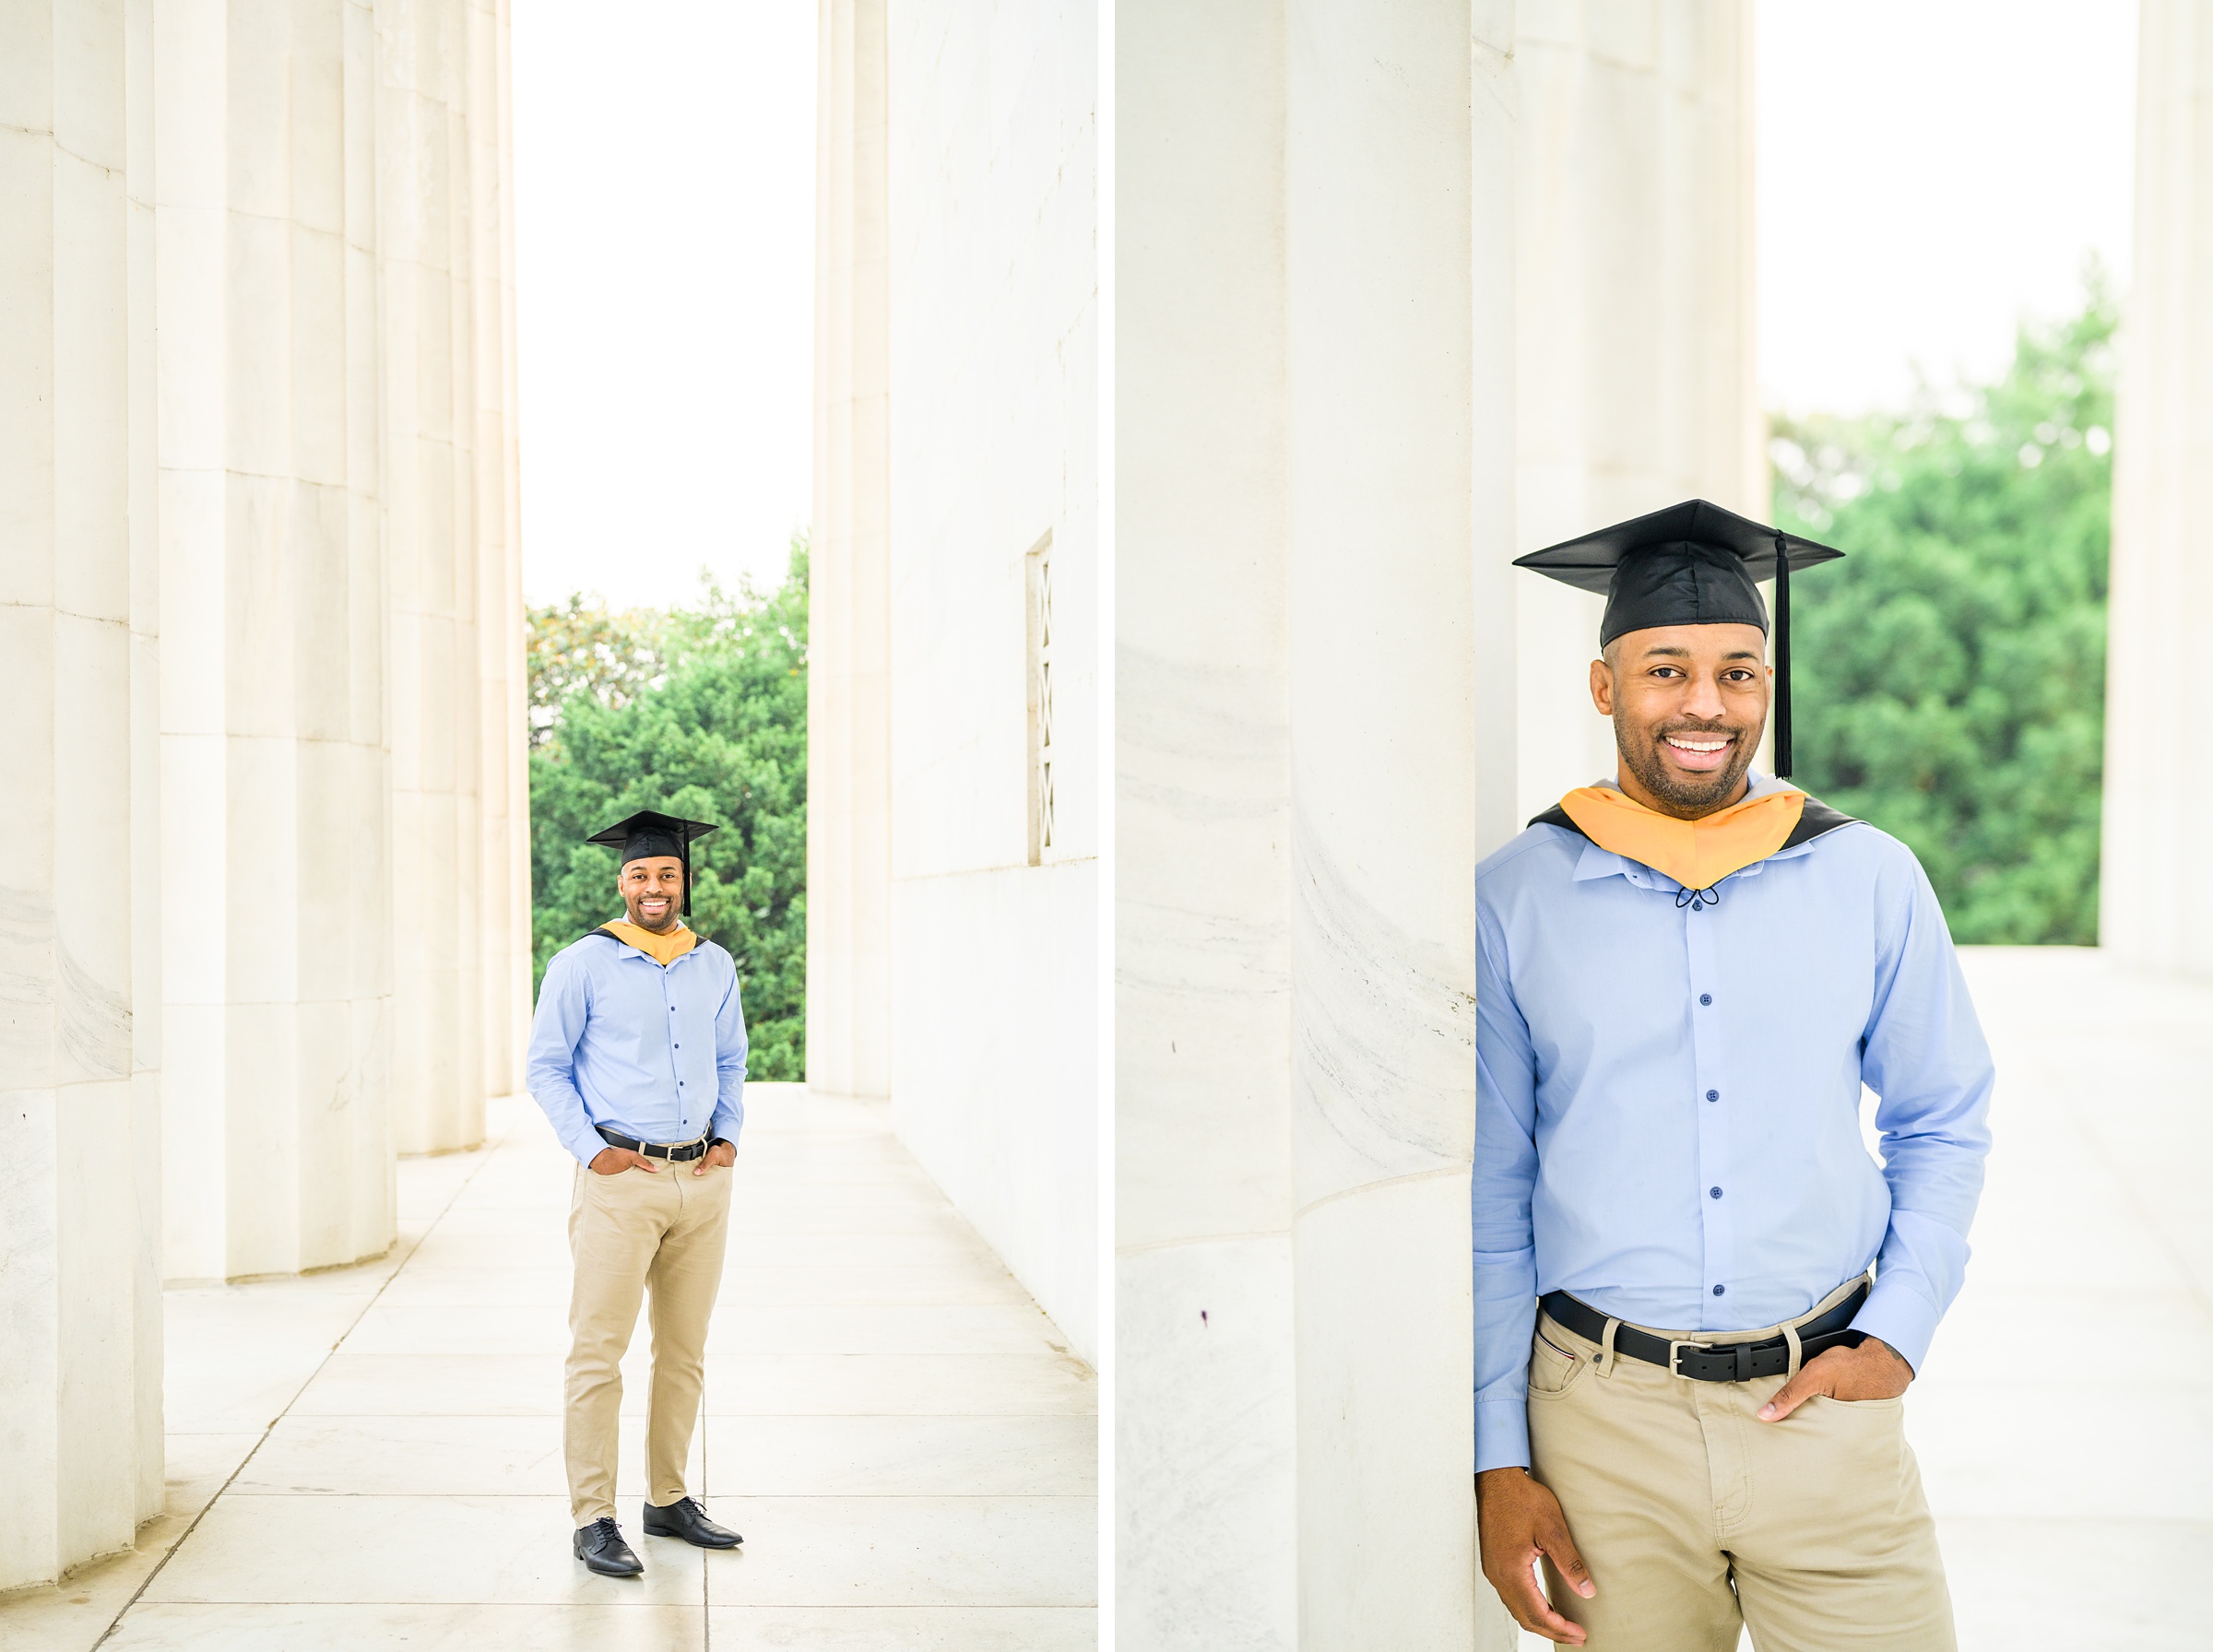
1683 674 1727 719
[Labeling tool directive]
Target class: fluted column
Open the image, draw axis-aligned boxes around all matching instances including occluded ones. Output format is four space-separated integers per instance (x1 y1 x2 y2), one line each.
467 0 527 1096
379 0 487 1151
155 0 396 1281
0 0 165 1586
2103 0 2213 976
1513 0 1761 818
807 0 893 1101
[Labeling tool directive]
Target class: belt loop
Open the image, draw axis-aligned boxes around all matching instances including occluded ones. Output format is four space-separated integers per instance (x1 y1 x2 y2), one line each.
1783 1321 1803 1382
1597 1316 1620 1379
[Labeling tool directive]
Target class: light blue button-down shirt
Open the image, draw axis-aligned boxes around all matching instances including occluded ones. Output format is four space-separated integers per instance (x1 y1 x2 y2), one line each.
526 928 749 1167
1473 776 1994 1472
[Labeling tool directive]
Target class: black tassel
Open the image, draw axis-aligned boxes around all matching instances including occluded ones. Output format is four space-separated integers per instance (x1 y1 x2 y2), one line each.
1772 532 1793 779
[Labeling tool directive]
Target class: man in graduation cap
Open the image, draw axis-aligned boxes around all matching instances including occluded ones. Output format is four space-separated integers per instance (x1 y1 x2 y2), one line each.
526 809 750 1576
1473 501 1994 1648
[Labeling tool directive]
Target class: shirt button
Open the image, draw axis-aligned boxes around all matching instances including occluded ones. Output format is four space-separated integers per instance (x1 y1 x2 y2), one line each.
1698 994 1712 1007
1713 1284 1726 1296
1706 1089 1719 1103
1710 1186 1722 1198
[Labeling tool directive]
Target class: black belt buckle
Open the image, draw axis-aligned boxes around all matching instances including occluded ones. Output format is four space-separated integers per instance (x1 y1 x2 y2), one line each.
597 1126 707 1162
1669 1336 1768 1383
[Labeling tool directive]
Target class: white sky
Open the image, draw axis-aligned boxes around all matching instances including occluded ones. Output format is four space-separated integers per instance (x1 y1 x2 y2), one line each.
509 3 2139 608
513 2 817 609
1757 0 2138 417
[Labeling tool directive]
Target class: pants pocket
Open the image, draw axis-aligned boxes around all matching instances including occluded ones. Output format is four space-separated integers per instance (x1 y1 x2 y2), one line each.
1527 1325 1590 1399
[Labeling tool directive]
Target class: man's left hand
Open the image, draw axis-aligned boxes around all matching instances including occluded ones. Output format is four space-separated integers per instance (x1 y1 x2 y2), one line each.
1758 1336 1913 1422
692 1139 736 1177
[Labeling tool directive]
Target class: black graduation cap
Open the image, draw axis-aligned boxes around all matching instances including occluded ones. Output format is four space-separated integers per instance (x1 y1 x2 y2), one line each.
1512 498 1844 778
586 809 718 916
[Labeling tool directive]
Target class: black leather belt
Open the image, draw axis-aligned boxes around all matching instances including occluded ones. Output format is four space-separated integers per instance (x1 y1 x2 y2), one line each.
595 1126 712 1162
1539 1280 1870 1383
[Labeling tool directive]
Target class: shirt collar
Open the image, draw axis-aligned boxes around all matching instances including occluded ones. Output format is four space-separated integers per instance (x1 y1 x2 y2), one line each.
1568 771 1817 891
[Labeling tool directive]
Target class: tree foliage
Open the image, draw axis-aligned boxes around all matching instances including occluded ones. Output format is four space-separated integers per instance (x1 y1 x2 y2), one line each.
527 542 809 1079
524 596 680 751
1773 277 2114 945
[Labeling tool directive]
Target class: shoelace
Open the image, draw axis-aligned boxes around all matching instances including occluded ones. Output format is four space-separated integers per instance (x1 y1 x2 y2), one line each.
585 1516 622 1544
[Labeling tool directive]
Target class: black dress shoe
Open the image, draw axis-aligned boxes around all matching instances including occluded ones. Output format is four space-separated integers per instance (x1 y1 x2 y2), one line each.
642 1495 742 1548
574 1517 644 1575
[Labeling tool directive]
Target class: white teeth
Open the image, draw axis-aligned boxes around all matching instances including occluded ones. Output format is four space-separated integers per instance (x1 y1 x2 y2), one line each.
1665 737 1728 753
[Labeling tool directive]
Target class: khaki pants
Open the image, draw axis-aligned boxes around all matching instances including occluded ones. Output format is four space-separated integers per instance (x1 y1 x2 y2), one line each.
1525 1279 1954 1652
563 1156 732 1526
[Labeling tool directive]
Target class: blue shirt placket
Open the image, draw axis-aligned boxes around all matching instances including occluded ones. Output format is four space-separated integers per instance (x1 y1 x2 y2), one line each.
1682 877 1734 1330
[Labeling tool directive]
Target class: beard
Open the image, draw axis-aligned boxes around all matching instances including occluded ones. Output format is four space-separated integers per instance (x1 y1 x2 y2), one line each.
1615 714 1759 817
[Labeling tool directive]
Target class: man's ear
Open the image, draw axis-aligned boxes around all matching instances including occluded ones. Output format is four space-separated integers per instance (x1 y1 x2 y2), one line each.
1589 655 1615 716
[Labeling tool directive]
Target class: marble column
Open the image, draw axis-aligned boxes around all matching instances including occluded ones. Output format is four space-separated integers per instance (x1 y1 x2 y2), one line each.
1117 2 1513 1644
0 0 166 1587
807 0 893 1102
1513 0 1761 819
379 0 488 1151
2103 0 2213 976
1116 5 1297 1643
155 0 396 1281
467 0 529 1097
1284 2 1504 1644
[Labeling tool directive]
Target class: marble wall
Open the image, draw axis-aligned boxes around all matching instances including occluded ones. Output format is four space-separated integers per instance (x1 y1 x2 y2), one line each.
0 0 167 1587
1513 0 1762 820
878 0 1101 1365
155 0 396 1282
2104 0 2213 978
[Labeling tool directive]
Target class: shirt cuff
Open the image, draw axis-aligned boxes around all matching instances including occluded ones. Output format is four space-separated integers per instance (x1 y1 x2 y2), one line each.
1474 1396 1532 1473
1850 1277 1940 1375
562 1121 608 1168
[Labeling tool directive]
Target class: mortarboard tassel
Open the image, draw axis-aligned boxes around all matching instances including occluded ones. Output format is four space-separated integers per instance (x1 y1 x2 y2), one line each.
1772 532 1793 779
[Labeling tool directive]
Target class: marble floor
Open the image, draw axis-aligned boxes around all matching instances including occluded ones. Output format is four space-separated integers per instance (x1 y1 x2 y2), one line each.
1522 946 2213 1652
1 1084 1098 1651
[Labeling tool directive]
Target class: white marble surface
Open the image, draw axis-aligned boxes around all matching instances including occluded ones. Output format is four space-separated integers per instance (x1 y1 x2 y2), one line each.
807 0 896 1110
1113 0 1513 1643
1512 0 1761 823
840 0 1101 1368
151 0 399 1285
1111 5 1298 1641
378 0 528 1156
0 0 165 1589
0 1088 1095 1647
2103 1 2213 974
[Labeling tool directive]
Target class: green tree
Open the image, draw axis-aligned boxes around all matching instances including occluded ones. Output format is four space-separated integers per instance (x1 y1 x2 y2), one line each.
527 541 808 1078
1772 276 2114 945
524 596 678 751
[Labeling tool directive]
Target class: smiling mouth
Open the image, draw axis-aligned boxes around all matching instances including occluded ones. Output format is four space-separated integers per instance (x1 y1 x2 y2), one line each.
1662 732 1735 772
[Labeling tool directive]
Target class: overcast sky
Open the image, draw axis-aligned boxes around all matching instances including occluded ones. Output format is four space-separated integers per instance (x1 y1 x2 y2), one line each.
513 1 818 610
1757 0 2137 416
511 2 2139 609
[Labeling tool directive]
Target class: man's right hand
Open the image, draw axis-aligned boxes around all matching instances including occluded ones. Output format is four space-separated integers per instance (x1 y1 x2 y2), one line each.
1476 1467 1594 1645
588 1146 659 1175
